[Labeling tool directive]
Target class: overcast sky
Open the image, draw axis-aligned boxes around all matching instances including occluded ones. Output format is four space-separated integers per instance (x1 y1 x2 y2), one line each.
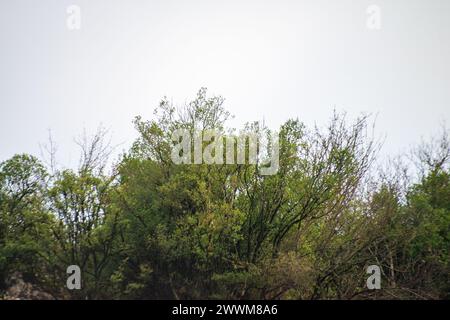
1 0 449 168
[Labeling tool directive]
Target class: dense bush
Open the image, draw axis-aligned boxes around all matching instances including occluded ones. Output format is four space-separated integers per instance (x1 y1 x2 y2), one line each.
1 89 448 299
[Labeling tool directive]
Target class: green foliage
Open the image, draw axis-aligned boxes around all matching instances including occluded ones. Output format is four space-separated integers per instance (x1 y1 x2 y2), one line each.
0 155 54 290
0 89 448 300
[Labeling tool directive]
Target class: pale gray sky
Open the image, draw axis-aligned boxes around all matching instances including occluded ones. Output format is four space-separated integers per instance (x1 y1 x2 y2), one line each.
1 0 449 168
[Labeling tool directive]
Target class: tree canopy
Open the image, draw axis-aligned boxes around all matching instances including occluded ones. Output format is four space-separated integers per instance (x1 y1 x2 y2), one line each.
1 89 448 299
